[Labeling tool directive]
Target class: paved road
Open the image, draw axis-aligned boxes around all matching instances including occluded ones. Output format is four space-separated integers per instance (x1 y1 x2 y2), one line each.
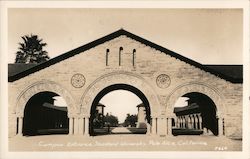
111 127 132 134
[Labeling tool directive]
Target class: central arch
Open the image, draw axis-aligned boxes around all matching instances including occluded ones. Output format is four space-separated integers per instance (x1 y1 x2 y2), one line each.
89 84 151 135
80 72 161 136
89 84 151 136
80 72 160 117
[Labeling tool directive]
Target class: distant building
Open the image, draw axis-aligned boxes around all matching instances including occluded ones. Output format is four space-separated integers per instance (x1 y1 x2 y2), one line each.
93 103 106 128
96 103 105 116
136 103 147 128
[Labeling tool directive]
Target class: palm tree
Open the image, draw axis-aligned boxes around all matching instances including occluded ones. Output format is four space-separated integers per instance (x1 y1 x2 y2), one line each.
15 34 50 63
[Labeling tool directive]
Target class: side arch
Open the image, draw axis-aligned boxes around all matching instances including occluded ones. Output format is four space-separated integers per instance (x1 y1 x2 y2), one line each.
166 82 225 116
80 71 161 117
15 80 76 117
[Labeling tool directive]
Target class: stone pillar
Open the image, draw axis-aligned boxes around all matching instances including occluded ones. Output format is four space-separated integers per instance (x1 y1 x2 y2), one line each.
184 116 186 128
198 114 202 130
182 116 186 129
146 122 151 135
183 116 185 128
180 116 182 128
151 117 157 135
84 116 89 136
174 117 177 128
191 115 194 129
187 115 192 129
204 128 208 134
192 114 196 129
182 116 185 128
74 117 79 135
157 117 167 135
78 118 84 135
18 117 23 136
69 117 74 135
218 117 224 136
195 114 198 129
167 117 172 135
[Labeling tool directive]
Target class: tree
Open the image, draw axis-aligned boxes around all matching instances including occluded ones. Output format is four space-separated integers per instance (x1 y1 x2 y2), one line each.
15 34 50 63
103 113 118 127
93 110 105 128
124 114 137 127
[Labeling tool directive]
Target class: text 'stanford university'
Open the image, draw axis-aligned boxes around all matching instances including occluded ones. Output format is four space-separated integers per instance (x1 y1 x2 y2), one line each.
8 29 242 139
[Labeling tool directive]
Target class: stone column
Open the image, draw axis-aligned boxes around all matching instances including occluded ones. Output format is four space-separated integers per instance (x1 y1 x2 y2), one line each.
69 117 74 135
146 122 151 135
187 116 191 129
218 117 224 136
18 117 23 136
84 116 89 136
151 117 157 135
74 117 79 135
182 116 186 128
183 116 186 128
176 117 179 128
198 114 202 130
167 117 172 135
191 115 194 129
184 116 186 128
180 116 182 128
78 117 84 135
193 115 196 129
195 114 199 129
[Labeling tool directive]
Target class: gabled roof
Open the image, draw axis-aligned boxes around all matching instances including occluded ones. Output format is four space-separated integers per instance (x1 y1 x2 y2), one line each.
8 63 38 77
8 29 243 83
43 103 67 112
205 65 242 81
174 103 199 113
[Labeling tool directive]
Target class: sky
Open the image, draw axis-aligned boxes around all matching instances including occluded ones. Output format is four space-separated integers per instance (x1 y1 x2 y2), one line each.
8 8 243 122
8 8 242 64
99 90 142 123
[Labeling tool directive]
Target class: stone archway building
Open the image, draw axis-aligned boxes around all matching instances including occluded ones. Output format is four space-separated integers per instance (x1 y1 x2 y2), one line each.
8 29 242 139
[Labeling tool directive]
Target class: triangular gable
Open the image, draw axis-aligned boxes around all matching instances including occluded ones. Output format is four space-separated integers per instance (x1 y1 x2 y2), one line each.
8 29 242 83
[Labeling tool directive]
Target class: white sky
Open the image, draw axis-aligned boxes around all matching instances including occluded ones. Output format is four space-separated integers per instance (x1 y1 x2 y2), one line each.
8 9 242 64
99 90 142 123
9 8 242 121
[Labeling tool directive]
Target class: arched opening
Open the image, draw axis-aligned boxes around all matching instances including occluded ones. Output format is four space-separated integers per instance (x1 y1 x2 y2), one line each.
89 84 151 136
22 91 69 136
172 92 218 136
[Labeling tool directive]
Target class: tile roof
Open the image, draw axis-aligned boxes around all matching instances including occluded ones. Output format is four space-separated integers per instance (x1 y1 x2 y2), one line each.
8 29 243 83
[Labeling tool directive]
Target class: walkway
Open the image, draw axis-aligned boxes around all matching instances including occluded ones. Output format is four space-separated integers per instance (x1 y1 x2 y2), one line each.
111 127 132 134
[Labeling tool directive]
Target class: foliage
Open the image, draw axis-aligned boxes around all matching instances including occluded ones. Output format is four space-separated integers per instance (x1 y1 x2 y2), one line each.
103 113 118 127
15 34 49 63
123 114 137 127
93 110 105 128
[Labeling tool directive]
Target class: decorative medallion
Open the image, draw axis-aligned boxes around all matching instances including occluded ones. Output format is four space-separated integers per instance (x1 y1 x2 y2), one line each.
71 73 85 88
156 74 171 88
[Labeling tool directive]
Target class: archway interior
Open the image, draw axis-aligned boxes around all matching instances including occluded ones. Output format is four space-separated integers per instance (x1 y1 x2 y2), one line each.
90 84 151 136
172 92 218 136
23 91 69 136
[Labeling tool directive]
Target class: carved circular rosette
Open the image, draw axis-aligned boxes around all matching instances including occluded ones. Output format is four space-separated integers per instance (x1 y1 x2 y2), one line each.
71 73 86 88
156 74 171 88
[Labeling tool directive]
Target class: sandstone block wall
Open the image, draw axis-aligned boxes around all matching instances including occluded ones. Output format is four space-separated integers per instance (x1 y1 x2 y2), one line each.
8 35 242 139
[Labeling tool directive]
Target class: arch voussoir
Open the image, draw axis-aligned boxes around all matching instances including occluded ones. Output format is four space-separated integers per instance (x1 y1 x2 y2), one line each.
80 72 161 116
15 80 76 117
166 82 224 116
